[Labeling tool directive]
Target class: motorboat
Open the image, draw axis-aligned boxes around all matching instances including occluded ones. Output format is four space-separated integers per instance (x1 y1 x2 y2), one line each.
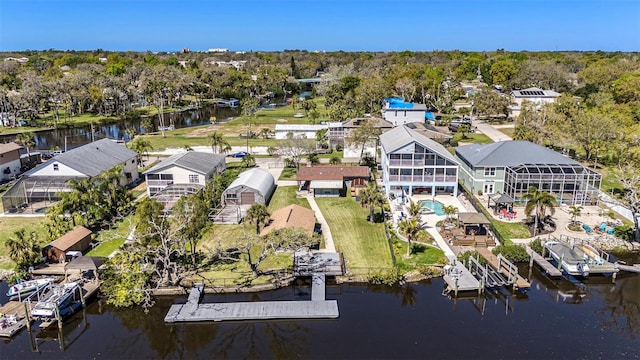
31 282 81 318
544 241 590 277
6 278 54 298
0 314 23 337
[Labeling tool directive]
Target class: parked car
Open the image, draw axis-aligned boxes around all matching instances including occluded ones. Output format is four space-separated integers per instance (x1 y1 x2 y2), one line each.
230 151 249 158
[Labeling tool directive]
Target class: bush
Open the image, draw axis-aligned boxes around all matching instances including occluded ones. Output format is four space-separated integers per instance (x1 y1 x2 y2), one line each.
368 267 404 286
449 138 459 147
335 144 343 152
457 250 486 265
267 146 278 156
614 224 635 241
567 222 583 232
492 245 529 263
529 238 543 255
417 265 443 277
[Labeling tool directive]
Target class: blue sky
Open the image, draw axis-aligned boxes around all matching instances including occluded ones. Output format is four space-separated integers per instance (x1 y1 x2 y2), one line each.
1 0 639 52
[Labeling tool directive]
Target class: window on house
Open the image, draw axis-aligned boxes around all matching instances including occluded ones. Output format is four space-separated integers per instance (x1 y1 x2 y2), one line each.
189 174 199 183
226 193 237 199
53 164 59 171
484 167 496 176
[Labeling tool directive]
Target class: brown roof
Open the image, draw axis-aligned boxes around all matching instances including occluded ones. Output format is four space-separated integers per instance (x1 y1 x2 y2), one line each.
296 165 370 181
260 204 316 236
458 212 491 225
0 142 22 154
49 226 92 251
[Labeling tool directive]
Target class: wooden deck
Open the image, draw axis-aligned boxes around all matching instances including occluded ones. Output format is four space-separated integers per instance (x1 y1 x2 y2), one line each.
165 275 339 323
477 248 531 290
526 247 562 277
443 261 481 293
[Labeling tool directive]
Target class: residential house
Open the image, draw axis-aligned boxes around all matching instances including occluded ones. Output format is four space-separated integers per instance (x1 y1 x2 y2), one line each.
143 151 226 197
379 125 459 198
2 139 139 212
509 87 561 118
260 204 316 236
42 226 92 263
274 124 329 140
455 141 601 205
381 98 428 126
222 168 275 206
296 165 370 197
336 117 394 158
0 142 23 182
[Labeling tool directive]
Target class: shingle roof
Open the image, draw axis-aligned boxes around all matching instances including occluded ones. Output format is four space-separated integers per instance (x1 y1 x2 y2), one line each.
379 125 458 163
296 165 370 181
455 141 582 167
227 168 275 197
49 226 92 252
27 139 137 177
260 204 316 236
0 142 22 154
143 152 225 176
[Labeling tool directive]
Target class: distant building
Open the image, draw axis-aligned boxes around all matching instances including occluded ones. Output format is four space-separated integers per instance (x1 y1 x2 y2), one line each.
381 98 427 126
207 48 229 53
274 124 329 140
509 87 561 118
0 142 23 182
3 57 28 63
181 48 190 53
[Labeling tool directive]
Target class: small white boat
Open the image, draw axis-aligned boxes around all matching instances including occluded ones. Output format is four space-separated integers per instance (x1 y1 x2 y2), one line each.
6 278 54 298
0 314 24 338
31 282 81 318
544 241 590 277
158 124 175 131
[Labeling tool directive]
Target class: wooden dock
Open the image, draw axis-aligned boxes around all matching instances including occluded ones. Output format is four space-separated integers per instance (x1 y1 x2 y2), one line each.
526 246 562 277
0 301 32 337
443 261 481 294
477 248 530 291
165 275 339 323
616 263 640 274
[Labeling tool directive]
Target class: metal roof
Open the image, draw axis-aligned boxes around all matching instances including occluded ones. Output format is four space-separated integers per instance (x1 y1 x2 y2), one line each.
226 168 275 197
26 139 137 177
455 141 581 167
143 152 225 176
275 124 328 131
511 87 560 98
379 125 458 164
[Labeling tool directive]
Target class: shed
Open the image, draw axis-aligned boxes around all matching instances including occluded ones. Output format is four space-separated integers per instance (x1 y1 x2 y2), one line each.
222 168 275 206
43 226 93 263
310 180 344 197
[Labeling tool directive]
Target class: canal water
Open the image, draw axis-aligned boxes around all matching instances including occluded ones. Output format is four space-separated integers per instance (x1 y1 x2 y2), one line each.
1 270 639 359
0 105 238 152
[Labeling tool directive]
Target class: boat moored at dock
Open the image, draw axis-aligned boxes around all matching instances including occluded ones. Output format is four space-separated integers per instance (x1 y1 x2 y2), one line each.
6 278 54 299
31 282 82 318
544 241 590 277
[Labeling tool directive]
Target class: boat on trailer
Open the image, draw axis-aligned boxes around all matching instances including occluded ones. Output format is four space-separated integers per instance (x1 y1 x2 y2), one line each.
6 278 54 299
544 241 590 277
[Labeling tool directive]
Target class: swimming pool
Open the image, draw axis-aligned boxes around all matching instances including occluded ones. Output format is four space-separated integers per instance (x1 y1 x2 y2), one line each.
418 200 445 216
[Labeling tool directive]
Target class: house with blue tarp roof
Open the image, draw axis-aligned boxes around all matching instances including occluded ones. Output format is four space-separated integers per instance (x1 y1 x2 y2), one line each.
382 98 427 126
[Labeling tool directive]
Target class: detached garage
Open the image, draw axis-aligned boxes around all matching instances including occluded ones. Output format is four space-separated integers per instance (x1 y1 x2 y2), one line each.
222 168 276 206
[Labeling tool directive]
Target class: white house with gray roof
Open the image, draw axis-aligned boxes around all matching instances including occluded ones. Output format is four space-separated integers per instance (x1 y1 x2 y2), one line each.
379 125 459 198
455 141 601 205
143 151 226 197
509 87 561 118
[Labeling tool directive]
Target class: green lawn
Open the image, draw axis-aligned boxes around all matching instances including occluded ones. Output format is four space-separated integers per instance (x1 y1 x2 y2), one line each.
490 220 530 244
394 241 447 273
499 127 515 138
267 186 309 212
86 216 135 257
0 217 49 269
278 168 297 180
454 133 494 144
315 196 393 271
225 97 331 126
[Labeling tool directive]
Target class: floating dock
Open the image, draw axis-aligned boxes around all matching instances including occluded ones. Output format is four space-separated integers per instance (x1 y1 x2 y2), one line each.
477 248 531 291
526 246 563 277
165 275 339 323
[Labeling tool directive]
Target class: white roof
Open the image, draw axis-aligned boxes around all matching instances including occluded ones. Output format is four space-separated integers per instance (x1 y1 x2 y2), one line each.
511 87 560 98
310 180 343 189
226 168 275 197
275 124 328 131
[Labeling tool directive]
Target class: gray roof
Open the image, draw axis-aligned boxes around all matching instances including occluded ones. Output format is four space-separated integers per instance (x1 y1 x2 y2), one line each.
511 87 560 98
379 125 458 163
455 141 581 167
227 168 275 197
26 139 137 177
144 152 225 176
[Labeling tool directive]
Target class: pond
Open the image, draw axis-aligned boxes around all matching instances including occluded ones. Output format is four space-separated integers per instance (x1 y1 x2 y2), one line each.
1 268 639 359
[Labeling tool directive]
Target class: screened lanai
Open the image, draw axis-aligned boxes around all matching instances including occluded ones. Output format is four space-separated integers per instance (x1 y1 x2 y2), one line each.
2 176 76 214
151 183 205 212
503 163 601 206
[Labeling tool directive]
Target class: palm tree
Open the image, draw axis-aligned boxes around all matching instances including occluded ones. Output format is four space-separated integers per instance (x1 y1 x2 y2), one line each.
522 186 558 236
245 203 270 234
259 128 272 139
15 132 35 156
407 199 421 220
6 229 41 269
125 127 136 147
130 137 153 165
360 181 383 223
568 205 583 224
398 218 421 257
241 153 256 168
316 128 328 150
210 131 231 154
329 155 341 165
443 205 458 225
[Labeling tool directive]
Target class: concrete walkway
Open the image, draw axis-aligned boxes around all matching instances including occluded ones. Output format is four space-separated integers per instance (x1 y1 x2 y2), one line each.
475 120 513 142
305 194 336 252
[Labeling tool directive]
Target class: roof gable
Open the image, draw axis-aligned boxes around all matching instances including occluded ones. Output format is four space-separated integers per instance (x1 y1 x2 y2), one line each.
144 152 225 176
0 142 22 154
379 125 458 163
49 226 92 251
296 165 370 181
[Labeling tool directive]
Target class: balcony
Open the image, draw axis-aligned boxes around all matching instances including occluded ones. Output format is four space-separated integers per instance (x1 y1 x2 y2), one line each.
147 180 173 187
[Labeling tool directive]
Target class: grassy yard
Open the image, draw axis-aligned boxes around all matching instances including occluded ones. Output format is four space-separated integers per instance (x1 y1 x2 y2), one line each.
454 133 494 144
394 241 447 273
490 220 531 244
599 165 625 196
499 127 515 138
315 196 393 271
0 217 49 269
278 168 297 180
267 186 309 212
86 216 135 257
